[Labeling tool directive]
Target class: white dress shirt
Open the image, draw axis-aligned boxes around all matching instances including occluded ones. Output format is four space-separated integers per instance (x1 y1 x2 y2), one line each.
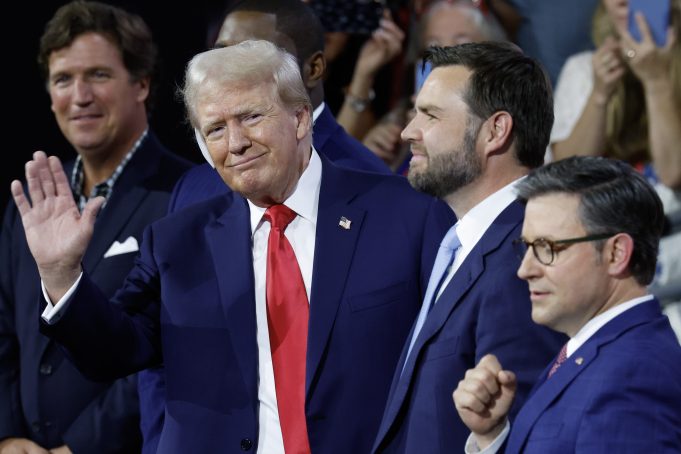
435 178 523 302
248 148 321 453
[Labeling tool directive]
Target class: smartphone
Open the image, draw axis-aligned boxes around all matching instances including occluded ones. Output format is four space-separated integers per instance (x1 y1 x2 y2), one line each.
628 0 670 47
414 60 432 94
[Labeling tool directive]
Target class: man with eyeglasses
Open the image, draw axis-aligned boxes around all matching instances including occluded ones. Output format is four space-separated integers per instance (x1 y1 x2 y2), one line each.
454 156 681 453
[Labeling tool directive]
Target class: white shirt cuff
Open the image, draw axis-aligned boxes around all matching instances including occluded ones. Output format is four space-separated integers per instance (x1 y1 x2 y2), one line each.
40 272 84 324
464 420 510 454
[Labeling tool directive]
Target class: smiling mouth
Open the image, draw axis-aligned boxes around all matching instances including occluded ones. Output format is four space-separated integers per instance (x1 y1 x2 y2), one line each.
70 114 102 121
228 152 266 168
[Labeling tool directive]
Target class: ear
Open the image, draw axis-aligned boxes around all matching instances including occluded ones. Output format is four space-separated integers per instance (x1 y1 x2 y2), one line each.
605 233 634 277
295 105 313 140
480 111 513 157
302 51 326 89
136 77 151 104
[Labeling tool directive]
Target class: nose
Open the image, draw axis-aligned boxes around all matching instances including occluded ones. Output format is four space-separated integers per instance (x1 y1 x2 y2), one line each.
227 124 251 154
517 246 540 281
401 116 419 142
73 79 94 106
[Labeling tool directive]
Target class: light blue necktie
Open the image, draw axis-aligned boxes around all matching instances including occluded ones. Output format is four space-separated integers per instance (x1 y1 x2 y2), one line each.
402 225 461 375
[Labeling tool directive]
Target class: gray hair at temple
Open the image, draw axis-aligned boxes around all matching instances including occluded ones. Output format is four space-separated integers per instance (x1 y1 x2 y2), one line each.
182 39 312 128
516 156 665 286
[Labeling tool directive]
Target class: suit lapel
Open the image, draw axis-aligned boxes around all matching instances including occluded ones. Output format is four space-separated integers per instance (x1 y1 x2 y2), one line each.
507 300 662 451
306 158 365 396
375 201 524 447
81 136 162 274
204 194 259 395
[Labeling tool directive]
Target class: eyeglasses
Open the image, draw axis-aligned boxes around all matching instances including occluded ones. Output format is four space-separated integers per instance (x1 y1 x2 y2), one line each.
513 233 616 266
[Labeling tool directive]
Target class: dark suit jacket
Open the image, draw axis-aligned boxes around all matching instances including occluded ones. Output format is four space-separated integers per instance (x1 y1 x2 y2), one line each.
40 156 455 453
138 104 390 453
372 200 567 453
165 104 389 213
0 132 192 452
505 300 681 453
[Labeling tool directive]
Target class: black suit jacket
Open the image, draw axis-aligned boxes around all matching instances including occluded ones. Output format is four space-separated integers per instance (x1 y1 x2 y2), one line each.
0 132 192 452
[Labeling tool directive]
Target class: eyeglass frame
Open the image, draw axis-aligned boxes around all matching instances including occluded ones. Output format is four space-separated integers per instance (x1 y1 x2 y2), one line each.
513 233 617 266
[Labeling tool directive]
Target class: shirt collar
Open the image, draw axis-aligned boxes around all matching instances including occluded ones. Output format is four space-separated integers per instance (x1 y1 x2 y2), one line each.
312 102 325 124
567 294 654 356
248 146 322 236
70 128 148 210
455 178 523 249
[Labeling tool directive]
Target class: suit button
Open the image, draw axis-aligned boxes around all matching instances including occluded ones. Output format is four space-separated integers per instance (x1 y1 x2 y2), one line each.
39 364 53 375
32 421 41 433
240 438 252 451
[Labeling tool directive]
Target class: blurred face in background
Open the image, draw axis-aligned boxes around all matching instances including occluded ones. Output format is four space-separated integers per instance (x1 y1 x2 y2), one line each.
423 2 486 48
602 0 629 35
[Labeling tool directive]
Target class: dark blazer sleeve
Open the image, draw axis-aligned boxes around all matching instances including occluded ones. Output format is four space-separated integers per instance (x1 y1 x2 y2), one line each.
0 203 28 440
40 224 163 381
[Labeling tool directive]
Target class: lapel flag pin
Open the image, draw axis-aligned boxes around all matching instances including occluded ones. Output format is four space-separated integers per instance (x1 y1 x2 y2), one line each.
575 357 584 365
339 216 352 230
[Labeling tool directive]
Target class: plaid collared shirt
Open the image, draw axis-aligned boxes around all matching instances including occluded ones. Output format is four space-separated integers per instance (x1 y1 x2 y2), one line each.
70 129 148 211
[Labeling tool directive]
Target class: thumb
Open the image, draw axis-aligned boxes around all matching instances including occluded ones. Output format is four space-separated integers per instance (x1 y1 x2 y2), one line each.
81 196 105 226
497 370 517 405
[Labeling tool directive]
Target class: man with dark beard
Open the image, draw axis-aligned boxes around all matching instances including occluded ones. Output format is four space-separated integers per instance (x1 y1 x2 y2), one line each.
371 42 566 453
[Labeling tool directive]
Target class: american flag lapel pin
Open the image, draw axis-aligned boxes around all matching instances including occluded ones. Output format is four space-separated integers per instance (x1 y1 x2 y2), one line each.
339 216 352 230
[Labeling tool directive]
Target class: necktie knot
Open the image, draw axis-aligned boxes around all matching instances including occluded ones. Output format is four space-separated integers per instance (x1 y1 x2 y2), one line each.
265 204 297 231
440 226 461 253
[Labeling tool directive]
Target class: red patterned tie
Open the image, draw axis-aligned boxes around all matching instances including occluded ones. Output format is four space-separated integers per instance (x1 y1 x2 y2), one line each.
547 344 568 378
264 205 311 454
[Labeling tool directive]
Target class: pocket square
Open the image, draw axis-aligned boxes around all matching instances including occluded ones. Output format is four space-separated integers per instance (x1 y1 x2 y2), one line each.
104 236 139 258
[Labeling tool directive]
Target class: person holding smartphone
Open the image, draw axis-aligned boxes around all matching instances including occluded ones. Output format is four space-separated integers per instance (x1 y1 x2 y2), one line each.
549 0 681 339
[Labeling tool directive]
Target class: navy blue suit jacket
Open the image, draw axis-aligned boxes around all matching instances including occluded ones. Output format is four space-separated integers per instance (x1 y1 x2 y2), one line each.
40 156 454 453
0 132 192 452
506 300 681 453
138 104 389 453
372 200 567 453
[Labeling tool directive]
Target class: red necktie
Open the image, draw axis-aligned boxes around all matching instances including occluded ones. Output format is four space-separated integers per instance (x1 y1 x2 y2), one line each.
264 205 311 454
547 344 568 378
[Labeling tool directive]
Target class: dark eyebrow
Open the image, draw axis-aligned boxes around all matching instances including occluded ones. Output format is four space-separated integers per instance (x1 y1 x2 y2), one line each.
416 103 444 116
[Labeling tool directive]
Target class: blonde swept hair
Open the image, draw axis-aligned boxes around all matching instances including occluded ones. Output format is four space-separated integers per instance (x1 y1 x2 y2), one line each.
182 40 312 129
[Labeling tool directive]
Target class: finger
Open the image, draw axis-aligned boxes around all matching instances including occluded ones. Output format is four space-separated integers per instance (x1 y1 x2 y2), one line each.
664 27 675 51
11 180 31 217
25 161 45 205
634 12 654 45
453 386 488 413
607 66 627 82
498 370 517 390
463 367 501 398
618 21 637 49
48 156 71 198
380 18 405 40
477 354 502 374
39 167 56 198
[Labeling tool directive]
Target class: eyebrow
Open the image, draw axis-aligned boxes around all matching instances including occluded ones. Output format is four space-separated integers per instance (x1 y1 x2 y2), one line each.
416 103 444 115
